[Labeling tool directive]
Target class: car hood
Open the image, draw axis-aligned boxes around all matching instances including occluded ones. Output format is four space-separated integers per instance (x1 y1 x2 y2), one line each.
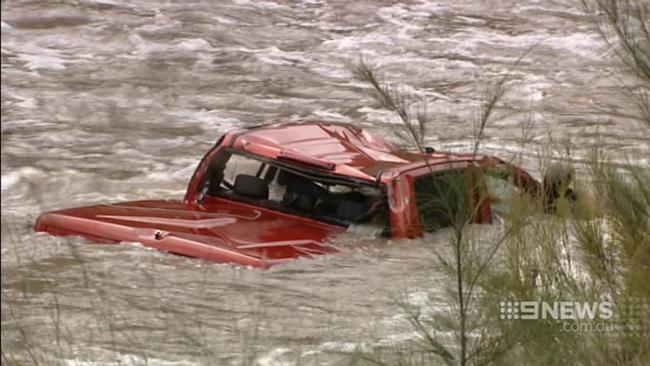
34 198 344 268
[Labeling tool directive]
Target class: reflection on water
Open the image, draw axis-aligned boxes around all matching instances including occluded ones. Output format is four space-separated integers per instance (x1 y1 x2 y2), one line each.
1 0 646 364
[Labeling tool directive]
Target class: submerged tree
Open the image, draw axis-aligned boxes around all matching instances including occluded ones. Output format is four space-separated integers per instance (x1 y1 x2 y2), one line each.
350 54 533 365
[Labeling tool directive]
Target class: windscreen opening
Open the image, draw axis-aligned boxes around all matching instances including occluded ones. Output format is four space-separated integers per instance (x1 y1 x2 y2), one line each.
202 151 390 234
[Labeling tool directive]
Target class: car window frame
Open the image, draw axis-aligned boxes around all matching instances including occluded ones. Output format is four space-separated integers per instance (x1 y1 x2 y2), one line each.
202 149 391 230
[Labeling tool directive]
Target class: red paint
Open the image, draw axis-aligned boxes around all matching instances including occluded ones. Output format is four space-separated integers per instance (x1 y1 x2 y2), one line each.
34 121 541 268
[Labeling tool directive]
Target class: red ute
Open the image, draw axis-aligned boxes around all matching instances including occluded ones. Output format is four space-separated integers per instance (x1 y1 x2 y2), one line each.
35 121 542 268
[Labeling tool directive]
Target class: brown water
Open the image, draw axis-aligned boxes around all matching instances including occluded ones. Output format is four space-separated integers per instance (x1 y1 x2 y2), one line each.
1 0 648 364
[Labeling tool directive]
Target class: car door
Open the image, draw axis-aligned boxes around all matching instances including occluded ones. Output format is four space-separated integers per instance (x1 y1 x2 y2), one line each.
414 167 493 231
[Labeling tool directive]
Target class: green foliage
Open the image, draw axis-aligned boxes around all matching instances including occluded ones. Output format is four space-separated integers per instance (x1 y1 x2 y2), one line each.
581 0 650 127
351 60 523 366
350 1 650 362
353 59 429 150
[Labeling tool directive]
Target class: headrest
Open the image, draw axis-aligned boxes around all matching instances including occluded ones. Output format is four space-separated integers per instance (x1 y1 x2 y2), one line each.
278 170 328 199
233 174 269 200
277 170 291 186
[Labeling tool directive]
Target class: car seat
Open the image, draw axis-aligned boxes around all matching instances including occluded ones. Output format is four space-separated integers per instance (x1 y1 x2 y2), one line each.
335 191 370 222
233 174 269 200
278 171 328 211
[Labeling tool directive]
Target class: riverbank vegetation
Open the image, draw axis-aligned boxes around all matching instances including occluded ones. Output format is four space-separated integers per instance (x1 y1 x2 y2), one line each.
349 1 649 365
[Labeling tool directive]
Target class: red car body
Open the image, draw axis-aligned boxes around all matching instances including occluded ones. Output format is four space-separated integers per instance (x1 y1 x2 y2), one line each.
34 122 540 268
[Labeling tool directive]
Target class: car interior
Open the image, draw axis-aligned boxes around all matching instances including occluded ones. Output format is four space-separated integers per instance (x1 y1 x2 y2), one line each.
202 151 390 234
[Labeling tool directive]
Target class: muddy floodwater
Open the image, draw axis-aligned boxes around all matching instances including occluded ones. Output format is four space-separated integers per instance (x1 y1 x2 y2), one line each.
1 0 648 364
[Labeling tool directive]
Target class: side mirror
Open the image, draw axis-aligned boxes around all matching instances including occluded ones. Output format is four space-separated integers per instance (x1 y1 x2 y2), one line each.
543 163 576 212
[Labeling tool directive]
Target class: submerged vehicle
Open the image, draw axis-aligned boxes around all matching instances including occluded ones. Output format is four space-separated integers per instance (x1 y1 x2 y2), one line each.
35 121 556 268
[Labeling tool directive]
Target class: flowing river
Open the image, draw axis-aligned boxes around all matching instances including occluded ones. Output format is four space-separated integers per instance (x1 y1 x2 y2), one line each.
1 0 648 364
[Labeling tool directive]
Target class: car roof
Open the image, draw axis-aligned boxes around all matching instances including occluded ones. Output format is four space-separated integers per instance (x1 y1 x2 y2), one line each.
230 121 481 182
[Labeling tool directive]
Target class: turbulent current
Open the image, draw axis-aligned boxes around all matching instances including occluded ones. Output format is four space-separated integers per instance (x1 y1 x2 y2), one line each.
1 0 648 364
